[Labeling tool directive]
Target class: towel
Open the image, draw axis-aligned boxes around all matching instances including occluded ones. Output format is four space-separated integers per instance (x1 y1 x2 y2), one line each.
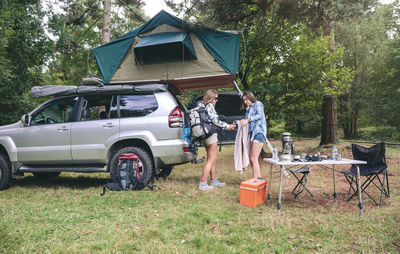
234 121 250 171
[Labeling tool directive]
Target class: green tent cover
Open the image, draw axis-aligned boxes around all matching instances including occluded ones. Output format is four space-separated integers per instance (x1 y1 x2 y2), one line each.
93 10 240 84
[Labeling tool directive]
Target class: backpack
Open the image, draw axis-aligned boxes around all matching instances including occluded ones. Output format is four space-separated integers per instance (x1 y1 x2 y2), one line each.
100 153 151 195
189 103 219 139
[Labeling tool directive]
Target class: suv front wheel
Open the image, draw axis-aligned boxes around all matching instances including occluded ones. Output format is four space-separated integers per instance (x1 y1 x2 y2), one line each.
110 147 153 185
0 154 11 190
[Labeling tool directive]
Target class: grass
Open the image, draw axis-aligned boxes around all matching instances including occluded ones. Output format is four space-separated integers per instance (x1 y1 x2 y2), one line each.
0 139 399 253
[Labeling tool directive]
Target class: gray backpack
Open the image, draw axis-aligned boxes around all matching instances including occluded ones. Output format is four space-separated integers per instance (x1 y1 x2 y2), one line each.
189 103 218 139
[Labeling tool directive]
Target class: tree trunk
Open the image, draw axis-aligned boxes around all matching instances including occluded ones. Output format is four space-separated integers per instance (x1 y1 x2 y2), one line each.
343 121 350 139
320 0 338 146
266 116 271 139
102 0 111 44
351 109 358 138
320 95 338 145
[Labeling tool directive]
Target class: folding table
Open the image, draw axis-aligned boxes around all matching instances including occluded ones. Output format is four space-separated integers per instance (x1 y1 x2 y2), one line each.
263 158 367 216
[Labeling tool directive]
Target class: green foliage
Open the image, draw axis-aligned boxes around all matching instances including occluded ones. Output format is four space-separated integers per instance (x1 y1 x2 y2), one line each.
361 36 400 130
169 0 355 139
0 0 52 125
44 0 145 86
267 120 286 139
358 126 400 142
0 0 399 145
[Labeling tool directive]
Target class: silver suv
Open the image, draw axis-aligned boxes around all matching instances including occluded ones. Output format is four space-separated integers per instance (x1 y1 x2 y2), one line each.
0 84 196 190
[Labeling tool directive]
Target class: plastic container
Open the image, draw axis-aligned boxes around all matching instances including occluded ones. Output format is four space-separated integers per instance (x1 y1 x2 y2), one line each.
183 127 191 144
240 178 267 208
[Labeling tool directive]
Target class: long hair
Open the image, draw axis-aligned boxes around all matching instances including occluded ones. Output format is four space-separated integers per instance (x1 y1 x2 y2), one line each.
241 91 257 110
203 89 218 104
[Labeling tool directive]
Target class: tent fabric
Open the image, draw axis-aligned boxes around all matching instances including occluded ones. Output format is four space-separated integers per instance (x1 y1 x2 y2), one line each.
134 32 197 64
194 29 240 74
138 11 182 35
135 32 194 50
111 31 227 84
92 10 240 90
94 36 137 83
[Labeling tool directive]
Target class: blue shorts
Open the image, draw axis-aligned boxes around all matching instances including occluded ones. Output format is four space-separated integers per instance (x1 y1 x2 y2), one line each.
252 133 266 143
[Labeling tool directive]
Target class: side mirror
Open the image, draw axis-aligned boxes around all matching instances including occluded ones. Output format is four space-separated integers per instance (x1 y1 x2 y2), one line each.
21 114 29 127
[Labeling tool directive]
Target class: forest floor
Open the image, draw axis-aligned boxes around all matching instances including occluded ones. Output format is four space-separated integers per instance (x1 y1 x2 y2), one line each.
1 138 399 253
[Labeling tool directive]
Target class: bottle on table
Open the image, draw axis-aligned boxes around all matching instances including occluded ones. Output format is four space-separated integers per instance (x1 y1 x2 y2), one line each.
272 145 279 160
332 145 338 160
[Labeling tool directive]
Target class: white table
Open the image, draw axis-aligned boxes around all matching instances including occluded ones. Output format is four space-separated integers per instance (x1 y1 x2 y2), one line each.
263 158 367 216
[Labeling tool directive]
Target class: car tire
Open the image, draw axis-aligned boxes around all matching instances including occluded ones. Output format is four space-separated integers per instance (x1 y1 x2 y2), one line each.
0 153 11 190
157 165 173 179
110 147 153 185
32 172 61 178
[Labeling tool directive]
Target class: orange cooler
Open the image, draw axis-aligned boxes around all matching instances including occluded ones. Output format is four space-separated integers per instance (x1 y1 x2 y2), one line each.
240 178 267 208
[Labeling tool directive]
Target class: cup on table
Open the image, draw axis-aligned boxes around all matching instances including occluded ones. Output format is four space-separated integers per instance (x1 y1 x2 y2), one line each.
337 154 342 160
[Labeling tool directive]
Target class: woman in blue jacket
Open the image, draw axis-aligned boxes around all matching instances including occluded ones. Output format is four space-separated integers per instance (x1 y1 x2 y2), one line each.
240 91 267 179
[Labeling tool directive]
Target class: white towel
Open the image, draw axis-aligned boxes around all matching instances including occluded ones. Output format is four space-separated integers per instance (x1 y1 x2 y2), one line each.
234 122 250 171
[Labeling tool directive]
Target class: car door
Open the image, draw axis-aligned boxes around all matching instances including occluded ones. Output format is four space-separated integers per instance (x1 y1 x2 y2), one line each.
16 96 78 164
70 95 119 163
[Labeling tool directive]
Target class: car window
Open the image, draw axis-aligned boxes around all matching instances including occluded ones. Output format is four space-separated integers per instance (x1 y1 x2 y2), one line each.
79 95 115 121
119 94 158 118
30 97 77 125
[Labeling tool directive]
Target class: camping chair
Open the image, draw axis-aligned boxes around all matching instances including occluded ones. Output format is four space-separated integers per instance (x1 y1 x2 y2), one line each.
341 142 390 205
288 166 313 198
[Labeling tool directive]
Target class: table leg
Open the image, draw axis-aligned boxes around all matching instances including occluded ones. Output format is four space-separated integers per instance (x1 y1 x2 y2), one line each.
333 164 337 203
267 164 273 205
277 165 283 216
357 165 363 215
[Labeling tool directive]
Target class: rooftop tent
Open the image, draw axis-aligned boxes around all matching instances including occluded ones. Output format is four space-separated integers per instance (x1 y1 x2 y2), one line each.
134 32 197 64
92 10 240 92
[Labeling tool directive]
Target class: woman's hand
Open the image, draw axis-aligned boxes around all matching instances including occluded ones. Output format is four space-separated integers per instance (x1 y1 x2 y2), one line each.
240 119 250 126
228 124 236 130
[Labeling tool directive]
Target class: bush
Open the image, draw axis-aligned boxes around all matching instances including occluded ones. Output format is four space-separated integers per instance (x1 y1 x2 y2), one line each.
268 120 286 139
358 126 400 142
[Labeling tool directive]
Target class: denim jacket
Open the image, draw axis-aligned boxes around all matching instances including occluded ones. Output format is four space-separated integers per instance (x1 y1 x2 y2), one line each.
244 101 267 141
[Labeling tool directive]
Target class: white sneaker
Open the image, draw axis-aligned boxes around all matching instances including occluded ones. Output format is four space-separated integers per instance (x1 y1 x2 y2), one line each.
210 178 225 187
198 181 214 191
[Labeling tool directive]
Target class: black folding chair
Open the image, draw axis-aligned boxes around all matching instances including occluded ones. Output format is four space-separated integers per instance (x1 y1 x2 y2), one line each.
288 166 313 198
341 142 390 205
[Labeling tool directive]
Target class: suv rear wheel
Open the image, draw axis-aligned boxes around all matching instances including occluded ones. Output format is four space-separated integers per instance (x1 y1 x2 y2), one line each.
110 147 153 185
0 154 11 190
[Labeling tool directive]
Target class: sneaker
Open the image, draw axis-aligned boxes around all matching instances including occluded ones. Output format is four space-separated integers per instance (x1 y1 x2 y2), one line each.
210 178 225 187
198 181 214 191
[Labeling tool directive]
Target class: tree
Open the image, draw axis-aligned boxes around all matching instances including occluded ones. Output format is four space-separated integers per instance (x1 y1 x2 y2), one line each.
336 2 398 139
44 0 146 86
167 0 352 140
0 0 52 125
276 0 374 144
102 0 112 44
360 2 400 134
